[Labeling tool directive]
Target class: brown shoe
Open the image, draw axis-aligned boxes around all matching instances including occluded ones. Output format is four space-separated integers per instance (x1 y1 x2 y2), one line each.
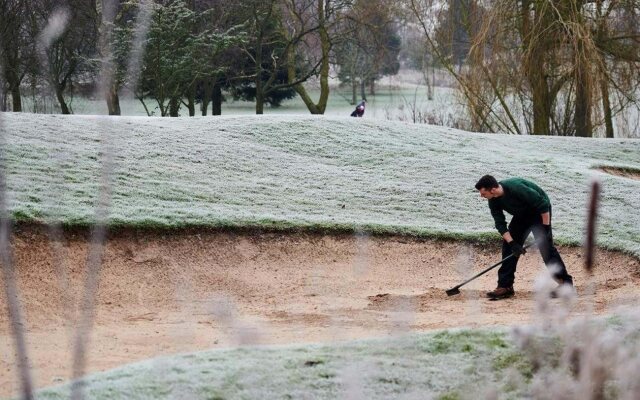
487 286 514 299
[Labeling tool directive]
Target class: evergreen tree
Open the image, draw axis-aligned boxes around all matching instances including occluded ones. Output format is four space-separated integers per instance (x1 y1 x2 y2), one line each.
134 0 239 116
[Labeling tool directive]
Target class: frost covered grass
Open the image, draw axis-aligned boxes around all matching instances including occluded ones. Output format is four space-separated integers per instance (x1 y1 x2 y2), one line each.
3 112 639 256
33 329 530 400
29 309 640 399
27 85 456 120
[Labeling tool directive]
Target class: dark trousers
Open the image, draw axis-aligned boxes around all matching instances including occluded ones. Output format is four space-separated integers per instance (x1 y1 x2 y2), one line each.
498 207 573 288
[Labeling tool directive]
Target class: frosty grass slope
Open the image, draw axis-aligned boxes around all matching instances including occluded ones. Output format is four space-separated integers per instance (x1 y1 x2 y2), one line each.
27 317 640 400
3 112 640 256
35 330 529 400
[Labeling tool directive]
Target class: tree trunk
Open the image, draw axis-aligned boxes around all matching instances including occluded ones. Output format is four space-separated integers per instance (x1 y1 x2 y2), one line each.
10 84 22 112
574 41 592 137
595 3 613 138
531 82 551 135
187 97 195 116
137 96 152 116
573 75 591 137
169 97 180 117
201 97 209 116
184 82 196 116
212 83 222 115
288 44 322 114
55 84 70 114
0 85 6 111
369 79 375 96
255 52 264 114
288 0 330 114
423 61 433 101
350 47 359 105
255 27 264 115
255 89 264 114
186 91 195 117
158 98 168 116
4 65 23 112
526 31 553 135
351 80 357 105
200 79 213 116
360 80 367 101
106 84 121 115
200 102 209 116
430 60 436 100
1 23 23 112
29 73 38 113
314 12 330 114
600 78 614 138
522 0 552 135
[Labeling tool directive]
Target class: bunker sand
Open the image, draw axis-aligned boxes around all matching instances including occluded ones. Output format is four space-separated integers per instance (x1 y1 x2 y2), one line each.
1 228 639 396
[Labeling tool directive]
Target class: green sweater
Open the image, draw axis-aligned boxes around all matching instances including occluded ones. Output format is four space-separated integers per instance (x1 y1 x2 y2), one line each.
488 178 551 234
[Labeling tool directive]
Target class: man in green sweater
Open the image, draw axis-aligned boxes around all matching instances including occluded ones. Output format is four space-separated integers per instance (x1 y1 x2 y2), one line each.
475 175 573 299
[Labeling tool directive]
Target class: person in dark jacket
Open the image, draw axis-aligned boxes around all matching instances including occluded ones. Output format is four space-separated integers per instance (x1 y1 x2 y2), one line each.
350 100 366 117
475 175 574 299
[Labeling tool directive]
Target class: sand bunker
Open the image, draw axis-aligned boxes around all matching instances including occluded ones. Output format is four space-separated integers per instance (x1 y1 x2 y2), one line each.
598 166 640 181
1 227 639 396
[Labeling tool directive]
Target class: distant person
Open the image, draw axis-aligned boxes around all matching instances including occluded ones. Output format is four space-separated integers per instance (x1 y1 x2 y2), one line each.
350 100 366 117
475 175 574 300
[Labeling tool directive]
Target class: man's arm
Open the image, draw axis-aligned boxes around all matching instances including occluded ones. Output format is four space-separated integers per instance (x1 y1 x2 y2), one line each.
502 231 514 243
489 200 508 236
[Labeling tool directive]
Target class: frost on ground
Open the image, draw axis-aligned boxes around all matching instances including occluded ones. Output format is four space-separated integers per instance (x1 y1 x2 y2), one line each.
3 113 639 256
32 328 530 400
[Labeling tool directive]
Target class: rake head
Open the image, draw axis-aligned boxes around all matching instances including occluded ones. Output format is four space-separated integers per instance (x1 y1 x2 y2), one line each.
445 287 460 296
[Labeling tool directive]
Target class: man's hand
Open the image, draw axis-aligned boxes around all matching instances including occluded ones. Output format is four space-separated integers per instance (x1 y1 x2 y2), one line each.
509 241 526 257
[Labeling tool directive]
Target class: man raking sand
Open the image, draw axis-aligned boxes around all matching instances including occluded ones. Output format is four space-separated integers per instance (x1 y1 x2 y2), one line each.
475 175 574 300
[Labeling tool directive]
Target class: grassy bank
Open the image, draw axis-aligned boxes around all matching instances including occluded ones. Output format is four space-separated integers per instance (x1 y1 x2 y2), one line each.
3 113 639 256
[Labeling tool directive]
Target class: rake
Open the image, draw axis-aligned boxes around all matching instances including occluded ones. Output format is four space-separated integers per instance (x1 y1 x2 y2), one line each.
445 242 537 296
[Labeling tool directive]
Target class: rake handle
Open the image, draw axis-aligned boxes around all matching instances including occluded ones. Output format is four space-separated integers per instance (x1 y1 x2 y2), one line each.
449 242 537 292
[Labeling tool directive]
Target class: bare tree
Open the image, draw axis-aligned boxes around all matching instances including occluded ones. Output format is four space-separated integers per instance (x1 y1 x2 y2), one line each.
280 0 354 114
0 0 28 112
96 0 120 115
336 0 401 100
35 0 99 114
407 0 640 137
